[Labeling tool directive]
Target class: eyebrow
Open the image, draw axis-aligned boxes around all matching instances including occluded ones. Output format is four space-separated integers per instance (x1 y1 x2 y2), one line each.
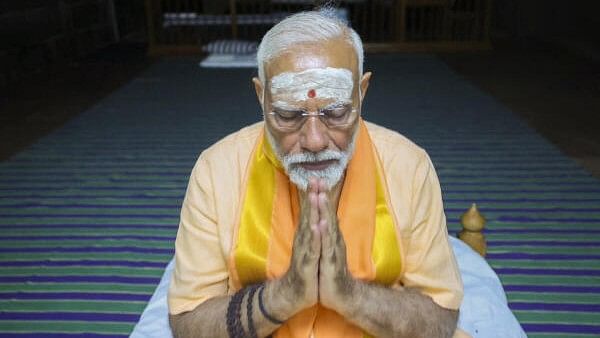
272 100 351 111
271 102 302 111
323 100 351 109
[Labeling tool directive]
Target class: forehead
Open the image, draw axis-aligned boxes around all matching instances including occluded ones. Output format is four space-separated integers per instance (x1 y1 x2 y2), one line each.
270 67 353 106
265 38 359 83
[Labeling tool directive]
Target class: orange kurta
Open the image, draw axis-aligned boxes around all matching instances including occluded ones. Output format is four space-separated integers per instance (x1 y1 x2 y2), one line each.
168 120 466 337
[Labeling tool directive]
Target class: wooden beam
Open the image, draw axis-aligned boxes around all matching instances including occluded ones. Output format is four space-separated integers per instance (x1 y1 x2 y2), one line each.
396 0 406 42
145 0 157 50
229 0 238 39
483 0 492 43
106 0 120 42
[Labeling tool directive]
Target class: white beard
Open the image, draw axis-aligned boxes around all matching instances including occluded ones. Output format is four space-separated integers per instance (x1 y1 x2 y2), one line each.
266 128 358 191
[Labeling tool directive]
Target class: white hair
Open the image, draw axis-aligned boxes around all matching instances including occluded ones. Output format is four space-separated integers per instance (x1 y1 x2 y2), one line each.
256 9 364 85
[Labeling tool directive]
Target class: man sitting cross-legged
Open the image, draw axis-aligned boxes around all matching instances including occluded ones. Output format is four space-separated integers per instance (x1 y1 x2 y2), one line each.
168 9 470 338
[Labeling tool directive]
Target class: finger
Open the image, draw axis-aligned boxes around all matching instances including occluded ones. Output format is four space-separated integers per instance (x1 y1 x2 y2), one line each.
319 191 336 223
291 196 320 269
309 190 319 234
318 218 328 255
299 178 316 226
318 219 328 238
301 177 317 204
318 192 328 220
295 199 313 249
318 178 328 194
319 179 338 221
309 176 319 194
318 193 332 238
310 219 322 255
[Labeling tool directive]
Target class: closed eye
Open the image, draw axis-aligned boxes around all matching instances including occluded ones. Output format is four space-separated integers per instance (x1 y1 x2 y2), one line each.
273 109 303 120
322 105 351 118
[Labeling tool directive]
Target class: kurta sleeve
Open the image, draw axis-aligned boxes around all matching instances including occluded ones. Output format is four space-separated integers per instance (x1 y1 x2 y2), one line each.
401 150 464 310
167 154 229 315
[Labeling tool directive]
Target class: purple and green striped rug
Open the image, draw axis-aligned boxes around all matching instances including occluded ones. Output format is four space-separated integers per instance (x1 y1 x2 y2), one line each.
1 55 599 337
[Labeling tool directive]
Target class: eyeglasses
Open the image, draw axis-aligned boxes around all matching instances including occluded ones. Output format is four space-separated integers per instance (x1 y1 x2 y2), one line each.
268 104 357 131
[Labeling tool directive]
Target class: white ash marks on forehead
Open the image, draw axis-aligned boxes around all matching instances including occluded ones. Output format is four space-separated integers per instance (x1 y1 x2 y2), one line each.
270 67 354 102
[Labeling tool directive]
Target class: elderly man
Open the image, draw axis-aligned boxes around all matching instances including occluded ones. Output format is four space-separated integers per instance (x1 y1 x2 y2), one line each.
168 10 468 338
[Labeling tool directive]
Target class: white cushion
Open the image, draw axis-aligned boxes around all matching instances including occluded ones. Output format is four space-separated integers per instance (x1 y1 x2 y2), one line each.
131 237 527 338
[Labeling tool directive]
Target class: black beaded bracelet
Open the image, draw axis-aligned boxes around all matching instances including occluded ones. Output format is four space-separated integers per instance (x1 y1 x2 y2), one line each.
258 284 285 325
246 284 260 338
227 287 247 338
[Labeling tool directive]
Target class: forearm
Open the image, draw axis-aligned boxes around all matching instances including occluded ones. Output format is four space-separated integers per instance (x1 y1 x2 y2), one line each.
169 280 296 338
169 295 229 338
342 281 458 338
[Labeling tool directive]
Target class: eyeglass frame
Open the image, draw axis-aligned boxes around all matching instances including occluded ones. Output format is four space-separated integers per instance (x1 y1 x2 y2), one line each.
266 104 359 131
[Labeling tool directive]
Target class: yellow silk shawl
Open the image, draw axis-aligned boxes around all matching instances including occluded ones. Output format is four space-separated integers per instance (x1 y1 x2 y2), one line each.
228 120 404 338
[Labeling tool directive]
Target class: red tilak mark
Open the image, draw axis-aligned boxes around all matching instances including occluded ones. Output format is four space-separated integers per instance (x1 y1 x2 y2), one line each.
307 89 316 98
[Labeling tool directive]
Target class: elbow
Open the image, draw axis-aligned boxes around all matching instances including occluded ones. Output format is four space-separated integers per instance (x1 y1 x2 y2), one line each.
404 305 458 338
386 307 458 338
169 313 186 338
428 308 459 338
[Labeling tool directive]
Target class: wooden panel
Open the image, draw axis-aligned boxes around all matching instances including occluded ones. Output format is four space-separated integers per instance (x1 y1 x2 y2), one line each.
145 0 493 54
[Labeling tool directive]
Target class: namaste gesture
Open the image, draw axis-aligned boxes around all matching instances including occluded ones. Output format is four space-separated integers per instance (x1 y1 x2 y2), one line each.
282 176 356 313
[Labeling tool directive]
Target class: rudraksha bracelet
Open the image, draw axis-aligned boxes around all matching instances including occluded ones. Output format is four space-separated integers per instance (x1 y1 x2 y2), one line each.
226 287 247 338
258 284 285 325
246 284 260 338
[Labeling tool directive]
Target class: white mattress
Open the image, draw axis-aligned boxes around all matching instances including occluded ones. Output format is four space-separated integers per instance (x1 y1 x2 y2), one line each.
199 53 258 68
131 237 527 337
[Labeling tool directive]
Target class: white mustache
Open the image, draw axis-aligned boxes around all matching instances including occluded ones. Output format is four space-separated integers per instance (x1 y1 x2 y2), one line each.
283 150 343 166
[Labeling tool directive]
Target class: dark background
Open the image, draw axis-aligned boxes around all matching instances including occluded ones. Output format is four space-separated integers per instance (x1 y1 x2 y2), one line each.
1 0 600 175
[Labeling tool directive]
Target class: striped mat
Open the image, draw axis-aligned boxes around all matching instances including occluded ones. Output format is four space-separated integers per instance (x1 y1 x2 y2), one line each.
1 55 599 337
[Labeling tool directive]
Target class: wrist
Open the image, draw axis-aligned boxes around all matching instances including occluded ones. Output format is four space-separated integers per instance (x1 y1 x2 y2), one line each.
337 277 362 318
263 278 300 321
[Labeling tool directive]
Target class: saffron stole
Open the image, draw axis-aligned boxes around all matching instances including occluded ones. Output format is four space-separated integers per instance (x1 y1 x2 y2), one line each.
228 119 403 338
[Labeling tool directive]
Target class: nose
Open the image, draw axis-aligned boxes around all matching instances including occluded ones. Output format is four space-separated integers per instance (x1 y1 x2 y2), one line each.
300 116 329 153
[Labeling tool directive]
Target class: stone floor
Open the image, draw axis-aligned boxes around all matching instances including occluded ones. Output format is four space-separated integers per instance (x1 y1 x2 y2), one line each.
2 39 599 178
0 43 152 160
439 39 600 178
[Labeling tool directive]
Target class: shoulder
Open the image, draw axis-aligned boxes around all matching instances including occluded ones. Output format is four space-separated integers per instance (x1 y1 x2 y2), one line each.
363 120 438 213
184 122 263 252
364 120 429 168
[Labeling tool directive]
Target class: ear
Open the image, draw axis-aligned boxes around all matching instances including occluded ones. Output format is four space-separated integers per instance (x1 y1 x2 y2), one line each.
252 77 264 108
359 72 372 101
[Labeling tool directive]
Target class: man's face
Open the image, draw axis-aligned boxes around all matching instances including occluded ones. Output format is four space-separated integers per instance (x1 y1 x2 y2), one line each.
253 38 371 190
